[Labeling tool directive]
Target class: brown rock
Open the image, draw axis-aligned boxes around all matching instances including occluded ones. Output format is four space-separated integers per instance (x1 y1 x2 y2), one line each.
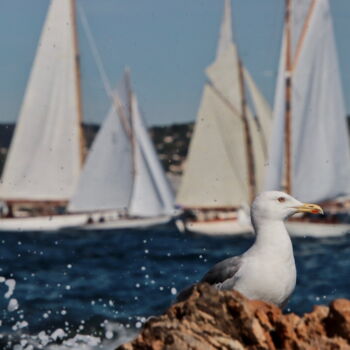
325 299 350 342
117 283 350 350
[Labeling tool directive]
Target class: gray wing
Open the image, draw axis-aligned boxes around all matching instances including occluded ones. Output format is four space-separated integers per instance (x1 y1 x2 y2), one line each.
201 255 242 288
176 256 242 302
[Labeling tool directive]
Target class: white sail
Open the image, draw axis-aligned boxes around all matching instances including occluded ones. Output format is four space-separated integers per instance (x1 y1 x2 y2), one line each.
68 106 133 212
176 83 249 208
244 68 272 158
129 94 175 217
207 0 241 116
217 0 233 58
116 71 132 124
0 0 83 201
266 0 350 203
177 0 271 208
70 69 174 217
246 110 266 196
265 39 286 195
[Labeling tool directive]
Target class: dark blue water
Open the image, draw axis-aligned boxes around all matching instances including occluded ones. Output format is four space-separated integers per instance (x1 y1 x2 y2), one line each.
0 224 350 348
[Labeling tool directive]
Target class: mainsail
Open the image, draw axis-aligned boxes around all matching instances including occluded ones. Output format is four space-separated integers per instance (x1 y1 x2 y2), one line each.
266 0 350 203
69 72 175 217
68 105 133 212
129 94 175 217
176 0 271 209
0 0 83 201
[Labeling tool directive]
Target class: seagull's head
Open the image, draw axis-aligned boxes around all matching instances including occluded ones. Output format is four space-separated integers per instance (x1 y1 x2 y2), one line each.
251 191 324 222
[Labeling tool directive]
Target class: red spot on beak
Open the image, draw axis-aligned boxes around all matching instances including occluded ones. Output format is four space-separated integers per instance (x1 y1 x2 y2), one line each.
311 209 320 214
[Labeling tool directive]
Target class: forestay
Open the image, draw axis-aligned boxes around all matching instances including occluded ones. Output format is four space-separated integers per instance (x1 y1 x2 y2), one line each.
266 0 350 203
0 0 83 201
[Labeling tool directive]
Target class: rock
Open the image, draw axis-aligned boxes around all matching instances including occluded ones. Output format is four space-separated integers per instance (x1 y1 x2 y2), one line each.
325 299 350 342
117 283 350 350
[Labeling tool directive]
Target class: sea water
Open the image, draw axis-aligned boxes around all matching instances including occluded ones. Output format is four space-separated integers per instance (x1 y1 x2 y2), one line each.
0 225 349 349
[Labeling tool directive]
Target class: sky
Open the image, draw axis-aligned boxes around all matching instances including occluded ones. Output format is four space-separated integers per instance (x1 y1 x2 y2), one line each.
0 0 349 126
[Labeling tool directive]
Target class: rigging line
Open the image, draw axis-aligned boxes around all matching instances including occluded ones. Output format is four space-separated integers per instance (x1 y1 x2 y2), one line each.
238 58 256 203
77 4 132 138
207 79 241 119
78 4 113 99
292 0 317 69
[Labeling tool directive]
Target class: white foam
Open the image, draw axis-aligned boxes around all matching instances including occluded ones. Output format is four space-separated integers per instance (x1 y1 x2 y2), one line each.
1 281 140 350
4 279 16 299
8 298 19 312
50 328 67 341
12 320 28 330
105 331 114 340
60 334 101 348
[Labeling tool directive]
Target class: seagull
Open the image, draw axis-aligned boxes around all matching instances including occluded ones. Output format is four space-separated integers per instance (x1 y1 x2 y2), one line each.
177 191 323 307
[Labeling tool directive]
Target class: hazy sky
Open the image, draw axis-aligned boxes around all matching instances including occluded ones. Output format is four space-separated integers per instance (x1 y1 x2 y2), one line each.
0 0 349 126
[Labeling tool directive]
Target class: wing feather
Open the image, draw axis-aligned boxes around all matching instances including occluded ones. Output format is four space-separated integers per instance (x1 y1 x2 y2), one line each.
176 256 242 302
201 256 242 285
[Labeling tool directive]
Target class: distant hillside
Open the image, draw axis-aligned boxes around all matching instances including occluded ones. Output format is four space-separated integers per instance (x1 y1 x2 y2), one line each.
1 116 349 178
0 122 194 176
0 124 14 148
150 123 194 174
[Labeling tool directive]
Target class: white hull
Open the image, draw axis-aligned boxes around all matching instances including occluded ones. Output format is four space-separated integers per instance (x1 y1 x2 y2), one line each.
0 213 172 232
177 218 350 238
0 214 89 233
286 221 350 238
177 219 253 236
76 215 171 231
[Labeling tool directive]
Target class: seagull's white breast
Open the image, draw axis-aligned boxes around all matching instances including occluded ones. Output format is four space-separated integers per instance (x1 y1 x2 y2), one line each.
234 252 296 307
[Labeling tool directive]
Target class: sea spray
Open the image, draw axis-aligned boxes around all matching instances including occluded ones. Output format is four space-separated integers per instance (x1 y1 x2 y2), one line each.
0 228 348 348
2 321 139 350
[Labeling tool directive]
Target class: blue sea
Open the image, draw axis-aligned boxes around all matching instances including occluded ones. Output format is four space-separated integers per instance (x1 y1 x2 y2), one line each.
0 224 350 349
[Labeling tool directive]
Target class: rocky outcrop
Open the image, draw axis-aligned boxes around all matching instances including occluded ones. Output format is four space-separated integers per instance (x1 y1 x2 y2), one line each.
118 283 350 350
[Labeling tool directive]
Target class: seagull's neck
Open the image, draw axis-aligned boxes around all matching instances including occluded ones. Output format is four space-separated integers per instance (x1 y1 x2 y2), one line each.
251 216 293 256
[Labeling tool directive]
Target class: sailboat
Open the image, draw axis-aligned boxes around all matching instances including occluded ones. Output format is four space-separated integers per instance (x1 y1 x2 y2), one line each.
66 71 176 230
266 0 350 237
0 0 91 231
175 0 272 235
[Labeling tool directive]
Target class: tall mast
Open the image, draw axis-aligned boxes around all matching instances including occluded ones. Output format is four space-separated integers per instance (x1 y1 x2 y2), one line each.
238 59 256 203
125 69 137 177
284 0 292 194
70 0 85 166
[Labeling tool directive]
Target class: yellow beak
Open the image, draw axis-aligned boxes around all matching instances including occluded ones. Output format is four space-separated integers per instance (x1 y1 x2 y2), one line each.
294 203 324 215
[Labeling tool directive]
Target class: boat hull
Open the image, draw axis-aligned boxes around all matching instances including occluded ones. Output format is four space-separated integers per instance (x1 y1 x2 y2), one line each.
177 218 350 238
0 214 89 232
74 215 172 231
286 221 350 238
177 219 253 236
0 213 173 232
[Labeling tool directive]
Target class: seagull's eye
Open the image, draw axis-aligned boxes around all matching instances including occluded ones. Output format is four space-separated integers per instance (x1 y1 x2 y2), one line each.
278 197 286 203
